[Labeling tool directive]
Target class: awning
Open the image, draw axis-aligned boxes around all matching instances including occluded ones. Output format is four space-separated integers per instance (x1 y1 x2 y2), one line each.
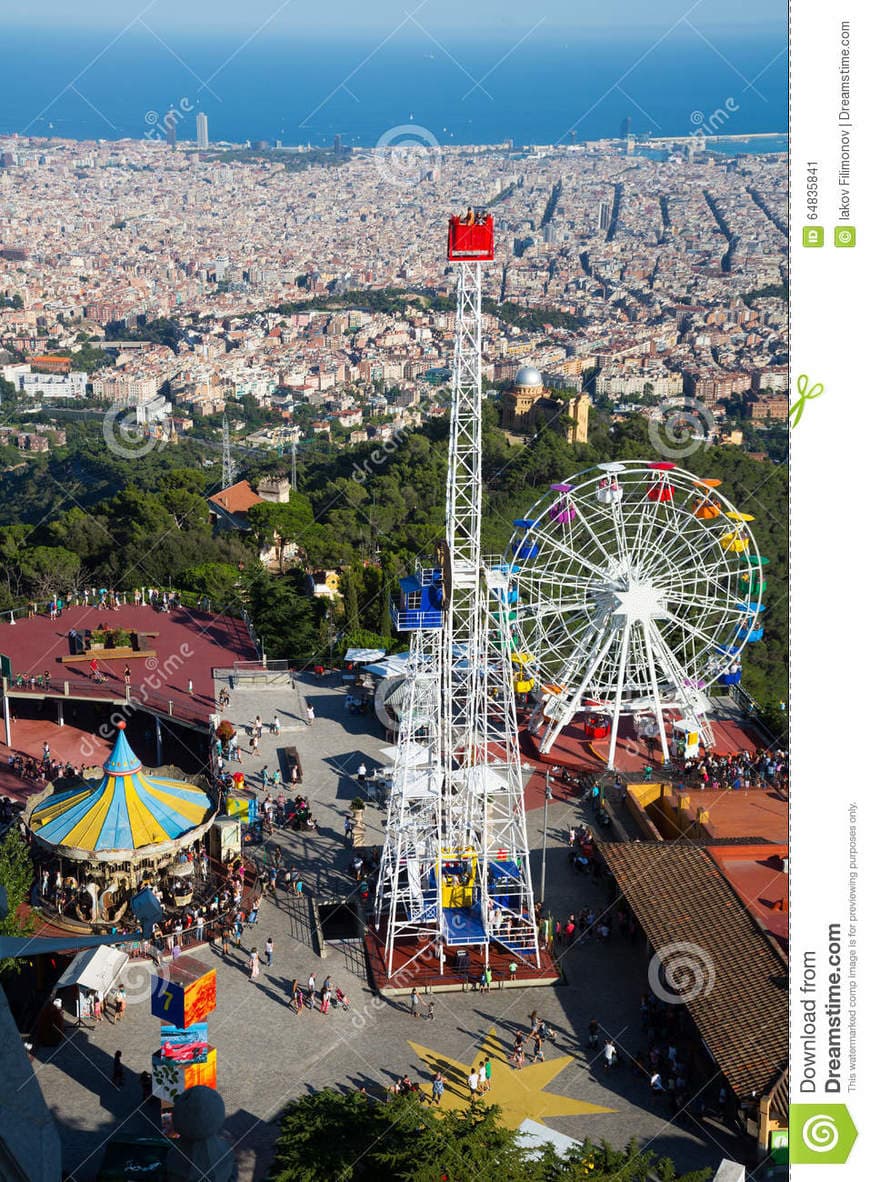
55 944 129 996
364 651 411 679
379 740 433 767
343 647 386 664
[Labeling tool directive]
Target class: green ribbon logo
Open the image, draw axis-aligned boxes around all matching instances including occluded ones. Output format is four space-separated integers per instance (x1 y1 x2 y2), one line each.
789 374 824 428
790 1104 858 1164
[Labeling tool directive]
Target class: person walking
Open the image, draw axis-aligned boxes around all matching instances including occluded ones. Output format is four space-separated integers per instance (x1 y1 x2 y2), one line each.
306 704 315 726
425 997 435 1021
320 983 332 1014
587 1018 600 1049
530 1030 544 1063
114 985 127 1022
357 762 367 787
264 937 274 968
432 1070 445 1106
308 973 317 1009
221 926 230 957
477 1061 490 1094
603 1039 617 1069
483 1056 493 1093
467 1066 480 1101
510 1032 525 1068
249 948 260 982
123 665 131 687
409 987 421 1018
344 814 354 846
112 1050 124 1089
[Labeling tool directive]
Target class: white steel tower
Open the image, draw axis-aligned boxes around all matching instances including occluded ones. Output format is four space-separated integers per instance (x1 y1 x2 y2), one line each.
374 214 539 979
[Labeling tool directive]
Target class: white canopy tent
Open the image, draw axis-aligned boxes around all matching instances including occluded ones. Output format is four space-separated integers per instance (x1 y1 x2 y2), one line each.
55 944 129 1020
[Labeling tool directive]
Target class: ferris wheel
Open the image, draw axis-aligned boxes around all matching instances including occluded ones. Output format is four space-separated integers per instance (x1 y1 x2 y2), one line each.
506 460 767 768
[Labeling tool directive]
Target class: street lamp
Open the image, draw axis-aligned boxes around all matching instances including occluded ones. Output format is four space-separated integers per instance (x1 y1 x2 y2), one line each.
540 771 554 904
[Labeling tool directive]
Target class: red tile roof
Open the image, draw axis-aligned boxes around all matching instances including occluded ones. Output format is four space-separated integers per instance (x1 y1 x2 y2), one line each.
207 480 264 515
601 842 787 1103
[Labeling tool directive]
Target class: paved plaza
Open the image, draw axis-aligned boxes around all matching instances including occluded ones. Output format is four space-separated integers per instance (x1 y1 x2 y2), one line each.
28 673 744 1180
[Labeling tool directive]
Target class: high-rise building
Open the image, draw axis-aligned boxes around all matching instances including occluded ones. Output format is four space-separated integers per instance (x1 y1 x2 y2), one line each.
598 200 611 232
165 112 177 149
620 115 632 140
333 133 342 153
196 112 209 149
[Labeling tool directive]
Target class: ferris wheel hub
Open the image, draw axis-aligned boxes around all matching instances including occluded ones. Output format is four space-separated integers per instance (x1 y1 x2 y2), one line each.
609 580 669 625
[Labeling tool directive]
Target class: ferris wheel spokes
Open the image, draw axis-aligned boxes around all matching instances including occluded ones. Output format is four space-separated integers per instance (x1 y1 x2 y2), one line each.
506 461 765 769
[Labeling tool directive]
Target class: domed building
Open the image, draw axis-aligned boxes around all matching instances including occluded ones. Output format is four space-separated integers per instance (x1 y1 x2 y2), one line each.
500 364 590 444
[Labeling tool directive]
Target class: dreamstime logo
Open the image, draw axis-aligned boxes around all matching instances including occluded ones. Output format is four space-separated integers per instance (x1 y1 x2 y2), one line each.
801 1113 839 1153
648 941 715 1004
351 426 409 482
689 97 739 141
374 124 441 188
78 641 194 761
144 98 194 143
102 405 161 460
648 396 715 459
124 958 162 1008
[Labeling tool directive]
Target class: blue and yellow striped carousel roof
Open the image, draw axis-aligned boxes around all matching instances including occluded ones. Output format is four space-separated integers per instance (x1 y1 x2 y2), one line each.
30 725 212 853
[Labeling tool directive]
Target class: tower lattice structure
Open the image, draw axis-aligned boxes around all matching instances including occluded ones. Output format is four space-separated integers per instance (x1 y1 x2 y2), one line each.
374 215 539 979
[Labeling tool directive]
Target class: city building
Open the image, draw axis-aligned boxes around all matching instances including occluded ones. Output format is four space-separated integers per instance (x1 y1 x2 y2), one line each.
500 365 590 444
196 112 209 150
19 371 87 399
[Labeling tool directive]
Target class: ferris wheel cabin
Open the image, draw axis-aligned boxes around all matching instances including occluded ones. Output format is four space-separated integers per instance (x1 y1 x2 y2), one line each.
447 213 495 260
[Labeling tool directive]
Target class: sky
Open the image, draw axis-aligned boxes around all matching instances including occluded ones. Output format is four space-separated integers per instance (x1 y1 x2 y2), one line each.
2 0 787 36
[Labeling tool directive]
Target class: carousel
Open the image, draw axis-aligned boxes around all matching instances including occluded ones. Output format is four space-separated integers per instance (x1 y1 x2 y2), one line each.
25 723 216 928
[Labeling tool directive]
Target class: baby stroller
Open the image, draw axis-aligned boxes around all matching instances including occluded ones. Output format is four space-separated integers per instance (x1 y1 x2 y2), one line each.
333 987 351 1011
539 1021 557 1045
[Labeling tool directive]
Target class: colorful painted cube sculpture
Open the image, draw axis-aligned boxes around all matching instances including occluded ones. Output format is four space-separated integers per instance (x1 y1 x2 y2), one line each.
151 957 218 1096
151 956 217 1027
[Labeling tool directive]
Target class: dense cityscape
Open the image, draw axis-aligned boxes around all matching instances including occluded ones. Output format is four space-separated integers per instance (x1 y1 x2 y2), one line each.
1 136 787 451
0 119 788 1182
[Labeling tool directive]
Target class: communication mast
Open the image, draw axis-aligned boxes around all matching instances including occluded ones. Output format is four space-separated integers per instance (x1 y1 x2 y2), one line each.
221 415 235 489
374 213 539 979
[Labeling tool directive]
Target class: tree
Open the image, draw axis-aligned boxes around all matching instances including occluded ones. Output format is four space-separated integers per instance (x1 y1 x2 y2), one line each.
342 563 361 632
244 568 319 661
267 1091 713 1182
379 554 395 637
22 545 81 600
248 494 316 572
176 562 241 605
0 829 35 976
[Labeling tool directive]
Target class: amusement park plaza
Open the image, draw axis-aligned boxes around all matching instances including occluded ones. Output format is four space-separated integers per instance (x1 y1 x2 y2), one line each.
0 214 787 1182
0 602 787 1181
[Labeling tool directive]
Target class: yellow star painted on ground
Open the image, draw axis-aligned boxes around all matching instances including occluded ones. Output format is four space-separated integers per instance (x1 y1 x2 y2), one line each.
408 1026 616 1129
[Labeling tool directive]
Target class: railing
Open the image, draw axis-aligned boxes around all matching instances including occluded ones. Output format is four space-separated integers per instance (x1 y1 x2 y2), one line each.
0 588 260 638
728 683 786 747
3 676 212 728
391 603 444 631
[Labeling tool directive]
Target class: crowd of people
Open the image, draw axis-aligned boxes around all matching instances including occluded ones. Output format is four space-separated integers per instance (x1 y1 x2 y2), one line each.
678 747 789 792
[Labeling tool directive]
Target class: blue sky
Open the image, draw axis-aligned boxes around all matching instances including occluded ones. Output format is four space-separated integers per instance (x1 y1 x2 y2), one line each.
2 0 787 35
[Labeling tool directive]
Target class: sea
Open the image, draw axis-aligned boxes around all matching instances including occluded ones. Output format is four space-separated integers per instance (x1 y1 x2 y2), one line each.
0 27 787 150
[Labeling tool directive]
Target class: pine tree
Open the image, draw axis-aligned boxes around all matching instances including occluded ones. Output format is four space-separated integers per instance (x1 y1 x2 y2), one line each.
0 829 35 975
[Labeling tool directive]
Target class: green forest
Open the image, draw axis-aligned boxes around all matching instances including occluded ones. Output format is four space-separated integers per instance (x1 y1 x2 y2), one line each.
0 399 787 719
